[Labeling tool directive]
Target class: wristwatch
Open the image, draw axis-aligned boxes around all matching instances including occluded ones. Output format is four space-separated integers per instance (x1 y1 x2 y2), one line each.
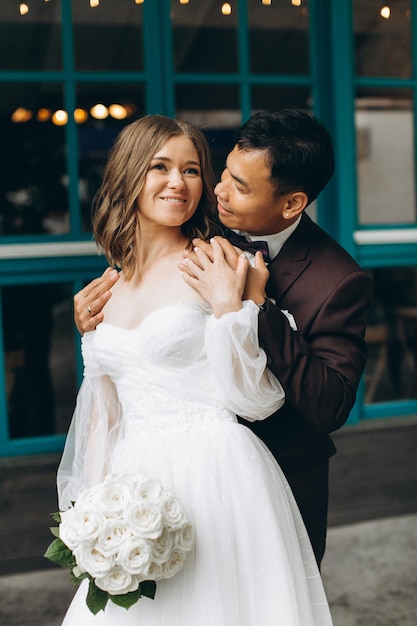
257 299 269 314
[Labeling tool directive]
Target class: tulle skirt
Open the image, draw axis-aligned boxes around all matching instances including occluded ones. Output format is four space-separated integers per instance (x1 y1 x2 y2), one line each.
61 415 333 625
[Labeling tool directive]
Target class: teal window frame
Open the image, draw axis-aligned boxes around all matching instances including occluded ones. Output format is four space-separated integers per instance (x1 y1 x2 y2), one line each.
1 0 417 457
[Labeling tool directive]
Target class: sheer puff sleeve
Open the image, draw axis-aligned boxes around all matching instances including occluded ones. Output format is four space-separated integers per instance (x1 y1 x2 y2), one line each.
204 300 285 422
57 332 122 511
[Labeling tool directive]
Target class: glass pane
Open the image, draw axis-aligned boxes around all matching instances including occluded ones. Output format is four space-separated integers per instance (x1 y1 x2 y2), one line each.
248 0 310 75
73 1 144 71
356 89 415 225
0 83 69 236
0 0 62 71
76 83 146 232
353 0 412 78
365 266 417 404
171 0 238 73
176 84 241 179
251 85 312 113
3 282 77 439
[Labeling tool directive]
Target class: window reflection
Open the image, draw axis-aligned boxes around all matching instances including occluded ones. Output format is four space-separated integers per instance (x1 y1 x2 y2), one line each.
355 89 416 225
248 0 310 75
353 0 411 78
251 86 312 113
171 0 238 73
2 282 77 439
0 83 69 236
0 0 62 71
73 1 144 72
365 266 417 403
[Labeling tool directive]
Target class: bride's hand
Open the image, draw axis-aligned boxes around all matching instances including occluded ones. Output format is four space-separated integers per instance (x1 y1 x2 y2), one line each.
179 238 249 318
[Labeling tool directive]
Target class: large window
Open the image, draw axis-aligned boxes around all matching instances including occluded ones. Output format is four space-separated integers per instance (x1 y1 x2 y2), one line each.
0 0 417 456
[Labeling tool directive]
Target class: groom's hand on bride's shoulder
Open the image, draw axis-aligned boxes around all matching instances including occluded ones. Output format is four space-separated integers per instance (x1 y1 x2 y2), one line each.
74 267 119 335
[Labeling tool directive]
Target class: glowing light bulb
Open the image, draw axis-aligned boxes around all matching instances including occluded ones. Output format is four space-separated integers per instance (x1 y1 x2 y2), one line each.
90 104 109 120
11 108 32 123
109 104 128 120
380 5 390 18
262 0 271 5
222 2 232 15
37 108 51 122
179 0 189 4
90 0 99 7
52 110 68 126
74 108 89 123
292 0 302 6
19 3 29 15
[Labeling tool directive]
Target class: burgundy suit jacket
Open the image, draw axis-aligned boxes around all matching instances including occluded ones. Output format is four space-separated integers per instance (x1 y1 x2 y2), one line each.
246 213 373 473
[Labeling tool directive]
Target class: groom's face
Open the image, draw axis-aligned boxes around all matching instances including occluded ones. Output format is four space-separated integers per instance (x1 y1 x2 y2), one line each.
214 145 291 236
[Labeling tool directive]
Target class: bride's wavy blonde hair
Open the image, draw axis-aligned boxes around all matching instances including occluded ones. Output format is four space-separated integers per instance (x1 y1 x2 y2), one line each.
92 115 218 280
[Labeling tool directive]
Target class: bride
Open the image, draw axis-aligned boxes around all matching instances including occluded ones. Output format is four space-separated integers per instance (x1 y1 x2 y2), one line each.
57 114 333 625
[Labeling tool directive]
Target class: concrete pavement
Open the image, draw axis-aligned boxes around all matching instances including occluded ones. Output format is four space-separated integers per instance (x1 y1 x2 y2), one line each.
1 512 416 625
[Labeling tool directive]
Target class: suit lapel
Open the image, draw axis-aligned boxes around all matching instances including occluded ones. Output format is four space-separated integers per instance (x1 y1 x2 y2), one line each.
267 213 314 302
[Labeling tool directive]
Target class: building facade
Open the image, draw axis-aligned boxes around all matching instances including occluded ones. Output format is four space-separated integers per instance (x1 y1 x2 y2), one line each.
0 0 416 457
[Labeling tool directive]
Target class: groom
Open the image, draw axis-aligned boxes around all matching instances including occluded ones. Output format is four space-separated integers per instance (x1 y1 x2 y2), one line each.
74 110 372 567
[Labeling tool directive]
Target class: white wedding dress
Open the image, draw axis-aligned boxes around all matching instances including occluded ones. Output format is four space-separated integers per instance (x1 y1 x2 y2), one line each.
58 300 333 625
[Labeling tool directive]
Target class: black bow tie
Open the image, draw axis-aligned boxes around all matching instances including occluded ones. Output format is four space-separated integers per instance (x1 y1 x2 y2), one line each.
223 229 270 263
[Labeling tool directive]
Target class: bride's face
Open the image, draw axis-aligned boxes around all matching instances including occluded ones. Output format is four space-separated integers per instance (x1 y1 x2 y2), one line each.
136 135 203 229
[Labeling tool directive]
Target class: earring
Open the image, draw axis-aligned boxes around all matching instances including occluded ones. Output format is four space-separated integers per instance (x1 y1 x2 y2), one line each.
284 212 289 218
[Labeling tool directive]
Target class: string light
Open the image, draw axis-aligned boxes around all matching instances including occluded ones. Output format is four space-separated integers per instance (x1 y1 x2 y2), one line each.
52 110 68 126
134 0 144 3
37 108 52 122
11 108 32 123
74 108 89 123
19 3 29 15
221 2 232 15
179 0 189 4
90 104 109 120
262 0 271 5
380 5 390 18
90 0 99 7
109 104 128 120
291 0 302 6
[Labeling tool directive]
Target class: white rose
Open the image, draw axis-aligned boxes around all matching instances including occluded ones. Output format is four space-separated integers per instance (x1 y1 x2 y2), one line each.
162 495 188 530
74 543 115 578
117 538 153 577
126 502 164 539
58 509 80 551
151 527 174 565
91 476 134 518
137 478 163 503
160 549 188 580
147 560 164 581
174 523 194 553
97 520 131 557
74 482 103 507
60 506 105 550
95 566 140 595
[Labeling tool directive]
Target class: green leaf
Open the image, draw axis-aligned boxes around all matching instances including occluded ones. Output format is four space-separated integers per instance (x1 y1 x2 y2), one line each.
44 538 75 567
140 580 157 600
49 526 60 538
51 511 62 523
70 567 89 587
110 587 143 610
86 580 109 615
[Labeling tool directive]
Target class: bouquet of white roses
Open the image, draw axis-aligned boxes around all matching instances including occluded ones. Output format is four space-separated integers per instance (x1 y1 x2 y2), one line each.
45 472 194 615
